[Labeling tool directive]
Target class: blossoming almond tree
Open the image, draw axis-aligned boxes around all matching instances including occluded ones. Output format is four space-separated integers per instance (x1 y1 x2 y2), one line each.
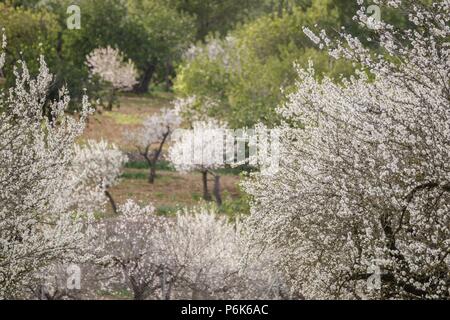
244 0 450 299
95 203 280 299
164 207 287 299
94 200 165 300
95 202 238 300
161 206 243 299
125 108 181 184
86 46 138 110
169 119 233 205
71 140 128 214
0 36 95 298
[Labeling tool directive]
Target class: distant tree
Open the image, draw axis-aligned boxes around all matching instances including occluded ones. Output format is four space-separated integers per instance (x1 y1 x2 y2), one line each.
125 108 181 184
125 0 195 93
169 119 232 205
0 2 60 84
162 0 263 40
86 46 138 110
175 0 358 128
72 140 128 214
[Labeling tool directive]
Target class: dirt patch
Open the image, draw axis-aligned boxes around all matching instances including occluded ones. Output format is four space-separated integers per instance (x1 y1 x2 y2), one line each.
82 94 174 151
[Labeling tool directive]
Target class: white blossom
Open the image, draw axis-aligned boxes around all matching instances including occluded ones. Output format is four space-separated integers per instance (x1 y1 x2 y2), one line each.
125 108 181 183
94 200 162 300
245 0 450 299
86 46 138 91
169 119 233 204
94 203 280 299
0 43 95 297
69 140 128 213
169 119 231 173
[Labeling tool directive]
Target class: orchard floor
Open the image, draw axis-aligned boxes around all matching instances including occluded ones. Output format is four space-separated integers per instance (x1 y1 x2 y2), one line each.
82 93 172 151
81 93 243 216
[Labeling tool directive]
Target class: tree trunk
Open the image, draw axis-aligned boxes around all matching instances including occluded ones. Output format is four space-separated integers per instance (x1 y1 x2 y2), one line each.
146 132 169 184
164 61 174 91
134 61 157 94
56 31 63 59
106 88 116 111
278 0 284 17
149 164 156 184
133 289 144 300
202 170 211 201
105 190 118 214
213 175 222 206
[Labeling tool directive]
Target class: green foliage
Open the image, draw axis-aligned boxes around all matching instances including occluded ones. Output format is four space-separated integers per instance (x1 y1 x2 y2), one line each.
1 0 195 108
125 160 175 171
59 0 195 94
0 1 112 109
61 0 130 64
218 188 251 218
155 205 180 216
125 0 195 91
0 0 411 118
121 172 148 180
175 0 356 128
61 0 195 93
162 0 264 40
0 3 60 82
57 0 138 101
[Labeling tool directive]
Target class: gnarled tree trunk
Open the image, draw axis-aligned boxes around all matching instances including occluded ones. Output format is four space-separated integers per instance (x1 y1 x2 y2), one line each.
134 60 157 94
105 189 118 214
213 175 222 206
149 164 156 184
202 170 212 201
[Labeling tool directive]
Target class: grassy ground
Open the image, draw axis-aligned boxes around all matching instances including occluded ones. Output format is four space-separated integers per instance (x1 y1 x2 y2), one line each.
111 169 242 215
82 94 246 216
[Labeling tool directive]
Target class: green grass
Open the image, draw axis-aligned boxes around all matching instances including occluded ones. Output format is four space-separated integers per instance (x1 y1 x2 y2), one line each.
125 161 253 175
121 172 148 180
215 165 256 176
218 190 251 218
154 191 165 199
155 205 180 216
103 111 143 125
125 160 175 171
121 171 181 182
191 192 202 201
122 162 252 181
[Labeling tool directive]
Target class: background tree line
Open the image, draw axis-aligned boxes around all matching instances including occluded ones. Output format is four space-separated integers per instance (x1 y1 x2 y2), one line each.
0 0 409 120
